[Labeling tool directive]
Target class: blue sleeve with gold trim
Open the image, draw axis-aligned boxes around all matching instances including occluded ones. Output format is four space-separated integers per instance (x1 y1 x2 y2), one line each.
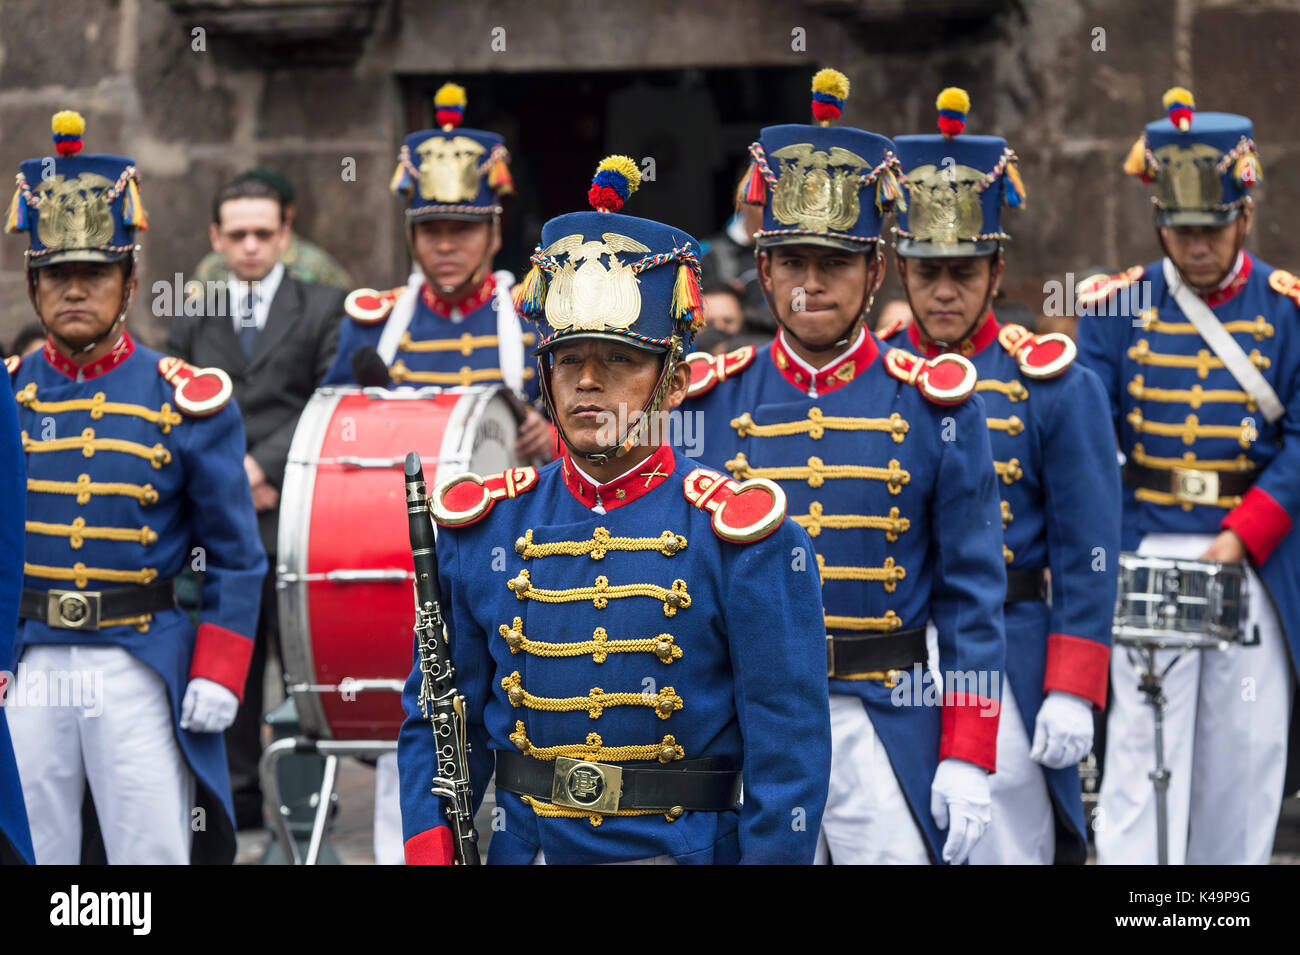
721 516 830 863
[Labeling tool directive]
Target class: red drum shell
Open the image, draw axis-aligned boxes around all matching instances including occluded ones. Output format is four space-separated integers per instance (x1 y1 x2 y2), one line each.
278 386 519 739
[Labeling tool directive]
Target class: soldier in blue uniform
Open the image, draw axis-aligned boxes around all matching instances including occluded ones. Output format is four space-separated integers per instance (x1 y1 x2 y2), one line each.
681 71 1007 864
885 89 1121 864
0 362 32 865
323 82 552 462
397 156 831 864
3 111 265 864
1077 89 1299 865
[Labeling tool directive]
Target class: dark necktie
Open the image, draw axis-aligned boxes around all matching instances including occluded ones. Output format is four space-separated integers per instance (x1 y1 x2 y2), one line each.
237 290 259 359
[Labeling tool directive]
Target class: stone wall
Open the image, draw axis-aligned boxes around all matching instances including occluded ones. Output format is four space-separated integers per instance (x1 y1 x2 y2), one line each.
2 0 1297 348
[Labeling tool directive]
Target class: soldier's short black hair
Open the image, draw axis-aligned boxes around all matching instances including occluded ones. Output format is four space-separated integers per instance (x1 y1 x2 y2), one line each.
212 176 286 226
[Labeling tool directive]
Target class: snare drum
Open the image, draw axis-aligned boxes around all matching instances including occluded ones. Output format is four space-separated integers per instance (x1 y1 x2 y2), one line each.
1113 553 1249 651
277 386 520 740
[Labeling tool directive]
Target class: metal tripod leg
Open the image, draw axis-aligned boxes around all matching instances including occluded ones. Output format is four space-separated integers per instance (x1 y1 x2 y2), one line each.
1131 645 1181 866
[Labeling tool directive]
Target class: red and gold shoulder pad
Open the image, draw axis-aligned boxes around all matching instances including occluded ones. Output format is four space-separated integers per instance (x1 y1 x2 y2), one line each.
345 285 406 325
157 356 233 417
685 344 756 399
883 348 977 405
874 312 908 342
683 467 785 544
1075 265 1144 309
1267 268 1300 307
4 355 21 376
996 323 1076 380
431 466 540 528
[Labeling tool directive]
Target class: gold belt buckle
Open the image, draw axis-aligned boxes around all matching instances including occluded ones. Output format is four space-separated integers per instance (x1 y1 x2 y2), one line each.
826 634 835 678
1171 466 1218 506
46 589 101 630
552 756 623 813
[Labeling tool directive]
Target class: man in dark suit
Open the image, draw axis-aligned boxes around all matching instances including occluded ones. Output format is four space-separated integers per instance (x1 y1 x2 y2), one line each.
166 175 345 829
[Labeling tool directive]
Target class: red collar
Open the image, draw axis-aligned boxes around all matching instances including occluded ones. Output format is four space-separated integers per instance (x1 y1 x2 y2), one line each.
1201 252 1251 308
43 331 135 381
906 309 999 358
768 328 880 396
421 274 496 318
560 443 675 511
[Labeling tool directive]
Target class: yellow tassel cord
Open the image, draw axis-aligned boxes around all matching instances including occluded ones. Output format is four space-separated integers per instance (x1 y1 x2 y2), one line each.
1123 137 1151 179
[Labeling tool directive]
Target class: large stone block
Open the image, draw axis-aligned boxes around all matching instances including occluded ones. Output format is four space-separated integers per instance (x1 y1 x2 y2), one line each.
1193 7 1300 144
257 68 394 140
0 0 121 90
135 0 240 144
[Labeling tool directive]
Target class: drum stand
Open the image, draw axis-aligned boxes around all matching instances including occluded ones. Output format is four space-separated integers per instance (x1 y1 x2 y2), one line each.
259 736 397 865
1124 645 1185 866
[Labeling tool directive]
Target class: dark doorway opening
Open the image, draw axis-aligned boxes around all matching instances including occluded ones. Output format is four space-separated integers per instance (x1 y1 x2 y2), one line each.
400 66 810 281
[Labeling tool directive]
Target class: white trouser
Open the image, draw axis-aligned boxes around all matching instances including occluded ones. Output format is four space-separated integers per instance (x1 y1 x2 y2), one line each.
1096 533 1294 865
968 679 1055 864
373 751 404 865
815 693 931 865
8 644 196 864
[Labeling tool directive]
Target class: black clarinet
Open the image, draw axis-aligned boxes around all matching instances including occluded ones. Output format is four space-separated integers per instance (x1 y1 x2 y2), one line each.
404 452 480 865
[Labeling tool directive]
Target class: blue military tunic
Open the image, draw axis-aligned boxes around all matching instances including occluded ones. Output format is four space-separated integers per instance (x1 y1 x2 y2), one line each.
1077 252 1300 674
397 443 831 864
681 328 1007 862
323 272 540 402
0 381 32 864
7 334 265 863
885 311 1121 861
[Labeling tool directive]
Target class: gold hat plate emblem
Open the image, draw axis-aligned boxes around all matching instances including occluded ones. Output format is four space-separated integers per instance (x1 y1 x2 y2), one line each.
416 135 486 203
904 163 986 244
1154 143 1223 210
542 232 651 331
34 172 116 250
770 143 869 232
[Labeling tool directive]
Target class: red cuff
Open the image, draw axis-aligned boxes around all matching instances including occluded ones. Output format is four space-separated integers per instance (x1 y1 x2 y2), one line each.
404 826 454 865
1222 486 1292 564
938 693 1000 773
189 623 255 702
1044 633 1110 710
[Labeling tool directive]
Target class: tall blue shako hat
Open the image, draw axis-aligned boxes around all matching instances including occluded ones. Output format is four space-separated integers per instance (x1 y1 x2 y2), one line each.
739 68 905 252
389 82 514 223
893 87 1027 258
6 110 148 268
1123 86 1261 227
512 155 705 464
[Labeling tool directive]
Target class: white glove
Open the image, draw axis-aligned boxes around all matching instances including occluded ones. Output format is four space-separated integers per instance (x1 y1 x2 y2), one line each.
1030 690 1094 769
180 678 239 734
930 757 992 865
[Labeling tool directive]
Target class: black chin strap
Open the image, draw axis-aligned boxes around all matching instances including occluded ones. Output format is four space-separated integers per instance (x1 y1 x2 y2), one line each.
30 254 136 357
1154 225 1247 295
540 338 683 467
757 243 880 355
899 248 1000 351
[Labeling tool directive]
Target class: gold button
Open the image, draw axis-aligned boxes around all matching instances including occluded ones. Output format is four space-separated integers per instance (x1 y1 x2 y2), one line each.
665 592 682 608
662 535 680 554
666 806 684 820
509 574 530 594
656 698 677 716
654 639 674 662
505 628 523 650
514 537 527 555
508 686 524 706
660 745 678 763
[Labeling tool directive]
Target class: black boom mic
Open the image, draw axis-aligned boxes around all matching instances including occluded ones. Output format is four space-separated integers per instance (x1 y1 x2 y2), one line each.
351 345 392 388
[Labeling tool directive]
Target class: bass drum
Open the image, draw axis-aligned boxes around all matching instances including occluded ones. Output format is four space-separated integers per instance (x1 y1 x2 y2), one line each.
277 385 520 740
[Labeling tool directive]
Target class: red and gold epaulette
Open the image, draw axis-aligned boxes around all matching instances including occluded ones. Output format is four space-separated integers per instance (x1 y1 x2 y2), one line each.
345 285 406 325
1267 268 1300 307
882 348 977 405
1075 265 1144 308
157 356 233 417
685 344 756 398
430 467 540 528
683 467 785 544
874 312 908 342
996 323 1076 380
4 355 21 376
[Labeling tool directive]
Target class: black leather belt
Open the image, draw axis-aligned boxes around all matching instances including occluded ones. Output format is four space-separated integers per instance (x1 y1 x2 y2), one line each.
1123 461 1256 504
827 625 926 680
19 579 177 631
1005 568 1048 604
496 750 741 815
